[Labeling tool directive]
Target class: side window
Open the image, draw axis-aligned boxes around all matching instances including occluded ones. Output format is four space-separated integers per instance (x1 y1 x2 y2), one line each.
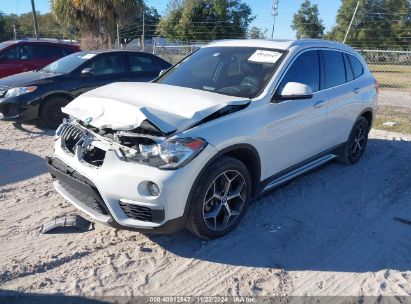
61 47 78 57
32 45 63 59
348 54 364 79
278 50 320 93
1 45 33 60
322 50 346 89
344 53 354 82
127 53 160 72
84 54 126 76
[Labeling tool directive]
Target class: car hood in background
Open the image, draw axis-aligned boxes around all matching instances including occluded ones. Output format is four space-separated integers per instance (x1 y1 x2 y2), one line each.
0 71 59 88
63 82 250 134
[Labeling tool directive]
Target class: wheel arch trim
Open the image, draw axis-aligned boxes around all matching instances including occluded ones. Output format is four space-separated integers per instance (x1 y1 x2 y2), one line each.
183 143 262 220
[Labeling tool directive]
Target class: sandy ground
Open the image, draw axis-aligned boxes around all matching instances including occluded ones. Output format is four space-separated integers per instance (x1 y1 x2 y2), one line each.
0 119 410 299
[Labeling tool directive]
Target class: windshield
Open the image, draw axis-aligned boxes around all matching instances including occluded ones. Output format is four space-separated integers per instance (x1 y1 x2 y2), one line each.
156 46 285 99
40 52 93 74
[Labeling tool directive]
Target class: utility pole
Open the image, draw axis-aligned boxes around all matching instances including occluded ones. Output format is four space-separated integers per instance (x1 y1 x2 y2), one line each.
116 23 120 47
141 5 145 51
13 24 17 40
271 0 279 39
343 0 360 44
31 0 39 40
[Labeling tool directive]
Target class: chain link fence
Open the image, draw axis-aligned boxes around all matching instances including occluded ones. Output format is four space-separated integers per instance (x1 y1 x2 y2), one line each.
358 49 411 91
153 43 411 92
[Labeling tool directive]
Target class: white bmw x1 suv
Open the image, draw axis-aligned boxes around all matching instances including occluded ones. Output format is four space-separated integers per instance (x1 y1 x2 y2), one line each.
48 39 378 239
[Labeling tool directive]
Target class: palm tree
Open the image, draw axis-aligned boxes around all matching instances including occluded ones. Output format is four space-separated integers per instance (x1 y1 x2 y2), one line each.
51 0 143 48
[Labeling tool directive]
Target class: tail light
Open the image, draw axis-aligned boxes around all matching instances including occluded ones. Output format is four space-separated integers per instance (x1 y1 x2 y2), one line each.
374 79 380 94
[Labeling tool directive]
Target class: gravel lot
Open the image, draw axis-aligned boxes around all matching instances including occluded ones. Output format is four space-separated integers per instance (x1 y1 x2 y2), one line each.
379 91 411 108
0 92 410 300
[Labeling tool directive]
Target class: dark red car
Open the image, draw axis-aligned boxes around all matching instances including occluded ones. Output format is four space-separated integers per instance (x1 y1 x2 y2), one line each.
0 40 80 78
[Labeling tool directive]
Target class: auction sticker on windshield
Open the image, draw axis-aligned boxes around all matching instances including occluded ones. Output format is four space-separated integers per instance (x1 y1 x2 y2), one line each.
248 50 282 63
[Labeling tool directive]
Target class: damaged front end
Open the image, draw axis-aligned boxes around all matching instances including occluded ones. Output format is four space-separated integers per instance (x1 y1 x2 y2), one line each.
56 118 208 170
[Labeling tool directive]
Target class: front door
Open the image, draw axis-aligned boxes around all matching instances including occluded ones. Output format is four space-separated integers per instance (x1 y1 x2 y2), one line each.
260 50 328 177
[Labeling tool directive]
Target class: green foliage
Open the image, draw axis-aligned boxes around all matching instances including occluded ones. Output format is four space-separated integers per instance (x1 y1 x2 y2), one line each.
248 26 267 39
120 6 161 43
157 0 255 42
51 0 144 47
328 0 411 49
0 11 68 41
291 0 325 39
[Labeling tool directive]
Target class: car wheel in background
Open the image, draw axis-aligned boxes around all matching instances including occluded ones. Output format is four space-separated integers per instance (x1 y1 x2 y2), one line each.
186 156 252 239
39 95 71 129
337 116 370 165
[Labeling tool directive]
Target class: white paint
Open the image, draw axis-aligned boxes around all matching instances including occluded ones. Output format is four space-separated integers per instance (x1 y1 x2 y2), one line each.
63 82 249 133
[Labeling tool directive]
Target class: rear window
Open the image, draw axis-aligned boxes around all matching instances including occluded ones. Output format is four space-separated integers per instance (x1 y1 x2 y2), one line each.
347 54 364 79
322 50 346 89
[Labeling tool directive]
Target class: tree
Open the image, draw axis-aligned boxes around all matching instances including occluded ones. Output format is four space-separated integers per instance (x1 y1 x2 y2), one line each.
12 12 66 38
157 0 255 41
328 0 411 49
51 0 144 47
248 26 267 39
0 13 17 41
120 6 161 43
291 0 324 39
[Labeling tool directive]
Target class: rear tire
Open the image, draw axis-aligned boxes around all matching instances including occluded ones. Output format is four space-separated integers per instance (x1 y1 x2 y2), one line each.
186 156 252 239
337 116 369 165
39 95 71 129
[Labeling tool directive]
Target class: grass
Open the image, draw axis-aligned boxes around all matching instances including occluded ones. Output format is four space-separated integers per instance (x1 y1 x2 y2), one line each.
368 64 411 91
374 105 411 134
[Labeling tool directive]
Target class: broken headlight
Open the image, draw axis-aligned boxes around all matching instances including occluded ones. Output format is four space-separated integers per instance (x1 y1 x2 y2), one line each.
125 138 207 169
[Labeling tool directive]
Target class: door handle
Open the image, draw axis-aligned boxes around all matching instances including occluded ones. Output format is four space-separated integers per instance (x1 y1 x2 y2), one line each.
313 100 326 108
353 87 360 94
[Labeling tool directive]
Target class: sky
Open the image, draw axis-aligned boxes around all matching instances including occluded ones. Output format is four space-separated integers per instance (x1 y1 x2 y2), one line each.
0 0 342 39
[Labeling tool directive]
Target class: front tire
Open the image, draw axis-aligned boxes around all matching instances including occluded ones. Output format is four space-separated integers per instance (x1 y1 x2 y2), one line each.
337 116 370 165
186 156 252 239
39 95 71 129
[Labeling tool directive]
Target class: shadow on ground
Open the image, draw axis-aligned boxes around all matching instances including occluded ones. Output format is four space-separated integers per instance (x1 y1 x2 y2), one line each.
0 149 47 187
12 121 55 136
149 138 411 273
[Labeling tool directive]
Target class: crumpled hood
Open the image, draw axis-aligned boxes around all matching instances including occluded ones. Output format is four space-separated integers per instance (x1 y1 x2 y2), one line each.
63 82 249 133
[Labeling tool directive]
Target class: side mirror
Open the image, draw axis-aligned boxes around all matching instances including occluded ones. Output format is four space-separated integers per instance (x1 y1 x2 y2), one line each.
275 82 313 101
81 68 93 76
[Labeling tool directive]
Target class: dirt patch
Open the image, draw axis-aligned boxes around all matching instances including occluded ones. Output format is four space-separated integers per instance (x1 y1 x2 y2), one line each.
0 121 410 298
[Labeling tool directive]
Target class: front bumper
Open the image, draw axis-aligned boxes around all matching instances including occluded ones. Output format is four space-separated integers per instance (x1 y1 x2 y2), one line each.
0 95 41 121
49 132 217 233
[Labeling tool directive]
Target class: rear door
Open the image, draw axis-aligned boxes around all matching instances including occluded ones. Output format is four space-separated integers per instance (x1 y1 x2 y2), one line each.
74 52 128 95
126 52 168 81
321 50 364 149
262 49 329 176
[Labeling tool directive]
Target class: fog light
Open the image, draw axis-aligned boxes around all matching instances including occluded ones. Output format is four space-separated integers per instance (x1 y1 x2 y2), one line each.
147 182 160 196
